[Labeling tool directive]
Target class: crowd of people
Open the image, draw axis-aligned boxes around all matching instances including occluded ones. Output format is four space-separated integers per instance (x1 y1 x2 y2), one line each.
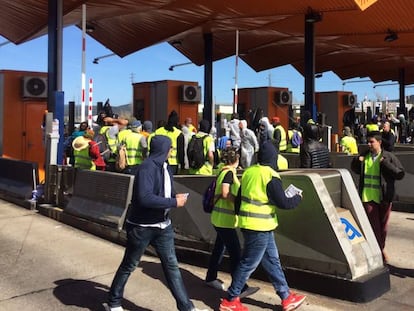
64 107 406 311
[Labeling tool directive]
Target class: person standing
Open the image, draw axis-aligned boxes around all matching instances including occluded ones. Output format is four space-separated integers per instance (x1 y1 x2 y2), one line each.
380 121 396 152
272 116 287 152
219 141 306 311
351 131 404 263
151 110 185 175
205 147 259 298
300 123 330 168
104 135 206 311
339 126 358 155
239 120 259 169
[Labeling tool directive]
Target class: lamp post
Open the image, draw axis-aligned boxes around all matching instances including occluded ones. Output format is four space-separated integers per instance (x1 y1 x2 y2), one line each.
168 61 192 71
342 79 372 90
92 52 116 64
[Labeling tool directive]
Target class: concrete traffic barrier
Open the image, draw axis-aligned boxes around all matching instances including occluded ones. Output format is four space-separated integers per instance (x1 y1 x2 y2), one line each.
64 169 134 231
0 158 38 209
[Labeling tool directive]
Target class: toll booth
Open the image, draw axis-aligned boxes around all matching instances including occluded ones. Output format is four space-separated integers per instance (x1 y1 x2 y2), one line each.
0 69 47 181
237 86 293 130
171 169 389 302
132 80 200 127
315 90 356 135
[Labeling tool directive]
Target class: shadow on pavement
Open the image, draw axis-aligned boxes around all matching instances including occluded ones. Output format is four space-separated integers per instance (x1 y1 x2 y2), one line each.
388 265 414 278
53 278 150 311
140 261 275 311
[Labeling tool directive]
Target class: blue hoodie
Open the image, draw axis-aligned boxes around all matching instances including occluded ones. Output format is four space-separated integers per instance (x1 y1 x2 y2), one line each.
128 135 177 225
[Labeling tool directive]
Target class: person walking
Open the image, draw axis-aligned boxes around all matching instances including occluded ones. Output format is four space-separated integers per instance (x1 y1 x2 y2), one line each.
104 135 206 311
351 131 405 263
339 126 358 155
205 146 259 298
219 141 306 311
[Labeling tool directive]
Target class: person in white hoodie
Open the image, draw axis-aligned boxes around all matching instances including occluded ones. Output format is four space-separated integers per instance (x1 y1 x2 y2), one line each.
228 113 241 150
239 120 259 168
257 116 274 145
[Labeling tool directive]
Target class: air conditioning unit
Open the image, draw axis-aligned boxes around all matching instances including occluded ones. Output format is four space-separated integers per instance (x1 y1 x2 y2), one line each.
180 85 201 102
275 90 292 105
344 94 357 107
22 76 48 99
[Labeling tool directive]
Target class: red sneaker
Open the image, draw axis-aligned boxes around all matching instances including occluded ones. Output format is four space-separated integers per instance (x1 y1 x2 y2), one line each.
281 292 306 311
219 297 249 311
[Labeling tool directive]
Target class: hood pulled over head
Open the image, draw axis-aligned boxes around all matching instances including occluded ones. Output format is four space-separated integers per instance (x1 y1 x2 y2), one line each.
258 140 278 170
149 135 171 165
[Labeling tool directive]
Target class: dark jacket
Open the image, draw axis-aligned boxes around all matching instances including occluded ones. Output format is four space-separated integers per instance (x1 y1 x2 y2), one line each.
128 135 177 224
300 123 330 168
351 149 405 203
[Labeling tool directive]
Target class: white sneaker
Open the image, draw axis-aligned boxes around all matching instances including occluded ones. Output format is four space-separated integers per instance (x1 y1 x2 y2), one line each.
205 279 225 290
103 303 123 311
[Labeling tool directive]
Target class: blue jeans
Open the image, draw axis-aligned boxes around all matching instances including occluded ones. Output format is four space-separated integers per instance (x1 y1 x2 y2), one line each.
227 229 290 300
206 227 242 282
108 223 194 311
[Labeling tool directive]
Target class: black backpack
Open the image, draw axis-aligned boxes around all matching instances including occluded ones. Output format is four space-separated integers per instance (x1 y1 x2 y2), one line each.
187 135 208 169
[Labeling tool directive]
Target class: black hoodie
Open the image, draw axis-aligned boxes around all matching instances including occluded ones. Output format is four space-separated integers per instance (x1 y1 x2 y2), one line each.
128 135 178 225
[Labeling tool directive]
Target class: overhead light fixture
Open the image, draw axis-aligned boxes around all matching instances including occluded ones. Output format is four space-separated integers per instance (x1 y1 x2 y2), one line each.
305 8 322 23
384 29 398 42
93 58 99 64
86 24 95 33
170 40 182 48
315 73 323 78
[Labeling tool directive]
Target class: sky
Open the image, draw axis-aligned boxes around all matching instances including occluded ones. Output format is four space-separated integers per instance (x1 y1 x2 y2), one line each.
0 25 410 108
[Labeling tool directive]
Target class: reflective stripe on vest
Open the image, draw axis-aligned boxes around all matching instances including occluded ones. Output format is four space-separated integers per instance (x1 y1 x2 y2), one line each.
238 164 279 231
211 166 240 228
362 155 381 203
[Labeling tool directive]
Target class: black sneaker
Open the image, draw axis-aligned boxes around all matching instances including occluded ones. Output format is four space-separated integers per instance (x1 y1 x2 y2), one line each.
239 286 260 298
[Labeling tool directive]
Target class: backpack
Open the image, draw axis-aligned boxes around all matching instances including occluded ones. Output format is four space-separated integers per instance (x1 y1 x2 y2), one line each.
115 144 127 172
202 179 217 213
291 130 302 148
187 135 208 169
94 130 111 161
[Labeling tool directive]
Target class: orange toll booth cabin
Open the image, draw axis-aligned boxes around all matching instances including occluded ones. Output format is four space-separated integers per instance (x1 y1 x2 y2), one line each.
132 80 200 129
237 86 293 131
0 69 47 182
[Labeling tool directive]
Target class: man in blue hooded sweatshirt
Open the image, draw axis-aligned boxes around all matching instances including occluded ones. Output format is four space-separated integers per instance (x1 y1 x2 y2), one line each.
219 141 306 311
104 135 206 311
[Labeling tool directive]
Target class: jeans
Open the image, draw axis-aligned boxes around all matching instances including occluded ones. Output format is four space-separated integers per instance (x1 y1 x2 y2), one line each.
108 223 194 311
363 201 392 250
227 229 290 300
206 227 242 282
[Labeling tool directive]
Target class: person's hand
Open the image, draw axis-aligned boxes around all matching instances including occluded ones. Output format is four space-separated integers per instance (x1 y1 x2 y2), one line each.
358 156 364 162
175 193 188 208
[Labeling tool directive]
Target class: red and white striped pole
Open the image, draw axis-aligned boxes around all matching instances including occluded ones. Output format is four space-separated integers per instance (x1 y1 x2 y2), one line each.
88 78 93 128
81 4 86 122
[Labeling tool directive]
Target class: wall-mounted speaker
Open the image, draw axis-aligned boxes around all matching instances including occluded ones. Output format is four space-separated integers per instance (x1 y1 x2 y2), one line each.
180 85 201 102
22 76 48 99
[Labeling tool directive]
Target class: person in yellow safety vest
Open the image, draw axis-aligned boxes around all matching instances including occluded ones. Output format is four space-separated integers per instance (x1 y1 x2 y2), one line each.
72 131 96 170
339 126 358 155
188 119 215 176
271 116 287 152
122 120 148 175
149 111 184 175
205 146 260 297
366 115 380 133
101 117 121 172
286 122 302 154
183 117 197 134
351 131 404 263
219 140 306 311
277 153 289 170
